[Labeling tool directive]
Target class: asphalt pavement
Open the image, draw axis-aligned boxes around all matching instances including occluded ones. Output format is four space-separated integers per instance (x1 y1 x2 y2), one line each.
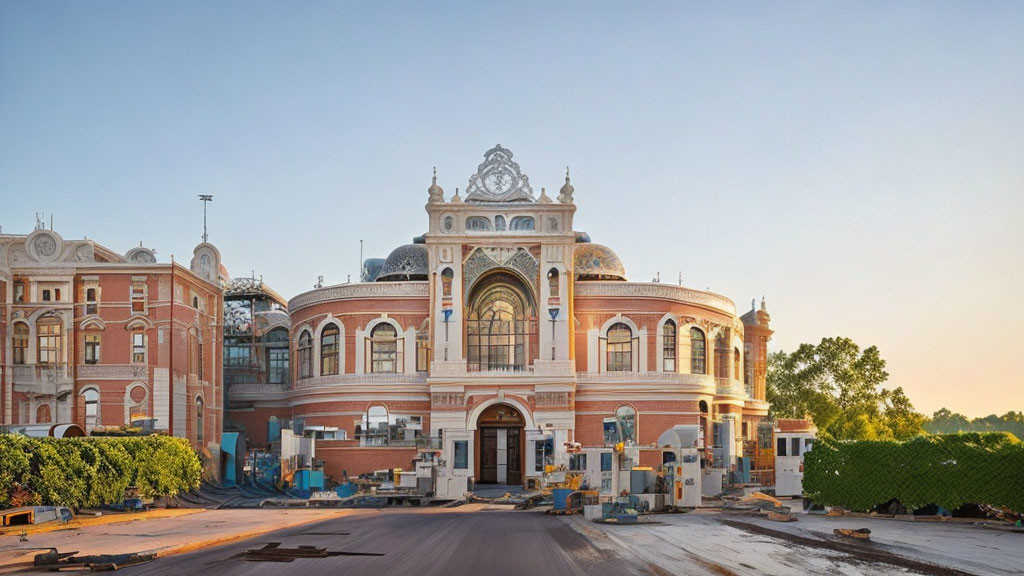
116 507 641 576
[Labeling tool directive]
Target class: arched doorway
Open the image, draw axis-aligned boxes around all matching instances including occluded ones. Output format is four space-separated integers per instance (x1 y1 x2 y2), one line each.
475 403 525 485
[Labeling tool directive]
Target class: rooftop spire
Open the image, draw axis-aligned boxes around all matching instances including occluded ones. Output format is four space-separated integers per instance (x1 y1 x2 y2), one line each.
427 166 444 203
558 166 574 204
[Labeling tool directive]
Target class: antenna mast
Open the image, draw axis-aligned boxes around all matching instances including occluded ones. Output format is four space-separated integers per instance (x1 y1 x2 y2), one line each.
198 195 214 242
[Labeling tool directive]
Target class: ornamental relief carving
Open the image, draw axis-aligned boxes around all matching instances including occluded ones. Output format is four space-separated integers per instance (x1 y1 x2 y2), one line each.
574 282 737 315
289 282 429 311
463 246 538 297
77 364 149 380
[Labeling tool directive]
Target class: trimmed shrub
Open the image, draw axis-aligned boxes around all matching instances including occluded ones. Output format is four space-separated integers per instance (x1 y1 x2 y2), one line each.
803 432 1024 513
0 435 201 509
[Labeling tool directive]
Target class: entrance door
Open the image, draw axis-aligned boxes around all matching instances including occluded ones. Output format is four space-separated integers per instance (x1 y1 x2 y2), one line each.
480 428 498 483
507 428 522 485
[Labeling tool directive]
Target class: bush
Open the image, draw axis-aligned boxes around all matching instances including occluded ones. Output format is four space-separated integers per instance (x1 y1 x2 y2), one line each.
803 432 1024 513
0 435 201 509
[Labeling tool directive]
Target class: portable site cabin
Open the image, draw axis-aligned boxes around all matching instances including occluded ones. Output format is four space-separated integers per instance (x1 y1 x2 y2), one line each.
774 419 817 497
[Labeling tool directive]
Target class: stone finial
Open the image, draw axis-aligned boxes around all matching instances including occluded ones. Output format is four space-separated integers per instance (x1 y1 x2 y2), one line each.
558 166 574 203
428 166 445 203
450 187 462 203
752 298 757 311
538 186 553 203
761 295 767 311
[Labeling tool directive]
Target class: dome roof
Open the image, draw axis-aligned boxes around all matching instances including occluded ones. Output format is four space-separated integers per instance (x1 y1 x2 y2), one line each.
574 244 626 281
377 244 429 281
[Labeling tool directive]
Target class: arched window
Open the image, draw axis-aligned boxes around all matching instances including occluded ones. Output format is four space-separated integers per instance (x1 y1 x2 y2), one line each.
37 404 51 423
298 330 313 379
547 268 559 298
320 324 339 376
662 320 677 372
83 388 100 430
85 288 98 315
441 267 453 297
466 272 535 372
266 328 290 385
37 319 62 365
734 348 741 380
12 323 28 365
690 328 706 374
616 405 637 445
364 405 388 446
195 397 204 443
606 323 633 372
370 323 399 373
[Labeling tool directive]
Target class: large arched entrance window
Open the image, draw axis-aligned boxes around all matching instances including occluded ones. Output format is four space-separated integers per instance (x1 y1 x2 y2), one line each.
662 320 677 372
466 272 536 372
265 328 290 385
715 333 729 378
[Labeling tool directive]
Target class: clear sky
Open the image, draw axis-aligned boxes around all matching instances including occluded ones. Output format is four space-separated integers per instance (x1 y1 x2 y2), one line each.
2 2 1021 418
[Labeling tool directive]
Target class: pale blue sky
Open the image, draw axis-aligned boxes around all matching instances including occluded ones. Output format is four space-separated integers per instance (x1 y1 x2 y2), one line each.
2 2 1022 417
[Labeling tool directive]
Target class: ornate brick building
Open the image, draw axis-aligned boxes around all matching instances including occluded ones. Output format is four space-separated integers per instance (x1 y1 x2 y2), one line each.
0 220 224 464
225 145 773 493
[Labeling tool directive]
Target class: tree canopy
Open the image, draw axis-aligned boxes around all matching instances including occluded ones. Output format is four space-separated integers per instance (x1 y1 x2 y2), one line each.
924 409 1024 439
767 337 925 440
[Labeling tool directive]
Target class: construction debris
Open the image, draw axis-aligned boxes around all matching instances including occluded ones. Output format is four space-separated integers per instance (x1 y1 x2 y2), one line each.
834 528 872 540
32 548 157 571
232 542 384 563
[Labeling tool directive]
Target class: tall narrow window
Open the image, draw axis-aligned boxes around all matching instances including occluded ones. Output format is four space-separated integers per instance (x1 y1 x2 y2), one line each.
298 331 313 379
547 268 559 298
54 288 61 301
13 282 25 303
85 288 98 315
131 284 146 313
662 320 677 372
320 324 339 376
12 323 28 365
195 397 204 443
606 323 633 372
370 323 399 373
198 340 204 380
132 332 146 364
734 348 741 380
83 389 99 430
690 327 706 375
85 334 101 364
266 328 289 385
441 267 453 297
416 321 430 372
42 289 51 302
37 320 62 365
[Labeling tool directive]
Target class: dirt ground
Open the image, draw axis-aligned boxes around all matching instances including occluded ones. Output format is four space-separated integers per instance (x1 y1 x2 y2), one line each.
572 509 1023 576
1 505 1020 575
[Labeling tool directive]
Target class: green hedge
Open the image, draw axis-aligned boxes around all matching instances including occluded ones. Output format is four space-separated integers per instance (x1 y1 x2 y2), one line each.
0 435 201 509
803 433 1024 513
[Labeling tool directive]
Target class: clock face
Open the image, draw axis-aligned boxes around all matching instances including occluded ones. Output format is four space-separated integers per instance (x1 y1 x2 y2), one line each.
483 169 514 196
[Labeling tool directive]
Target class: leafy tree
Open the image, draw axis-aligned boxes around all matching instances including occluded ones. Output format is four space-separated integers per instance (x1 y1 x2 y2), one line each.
767 337 925 440
924 409 1024 440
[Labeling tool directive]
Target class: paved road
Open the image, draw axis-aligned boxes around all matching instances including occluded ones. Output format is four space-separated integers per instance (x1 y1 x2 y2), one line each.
118 507 640 576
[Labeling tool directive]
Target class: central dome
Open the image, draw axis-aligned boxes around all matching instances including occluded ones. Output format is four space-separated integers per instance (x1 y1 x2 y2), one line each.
574 244 627 281
376 244 429 281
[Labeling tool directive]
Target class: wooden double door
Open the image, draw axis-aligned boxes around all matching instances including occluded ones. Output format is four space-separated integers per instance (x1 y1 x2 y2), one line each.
479 426 522 485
